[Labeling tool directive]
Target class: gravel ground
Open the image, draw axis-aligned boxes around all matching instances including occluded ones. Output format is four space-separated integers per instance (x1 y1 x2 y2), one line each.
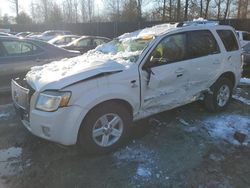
0 84 249 188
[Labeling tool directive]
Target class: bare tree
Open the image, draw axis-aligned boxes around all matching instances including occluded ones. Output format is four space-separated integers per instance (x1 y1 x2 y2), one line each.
215 0 224 19
87 0 94 22
8 0 19 17
200 0 203 17
184 0 189 20
223 0 231 19
204 0 211 18
39 0 50 22
176 0 181 21
74 0 79 23
104 0 122 21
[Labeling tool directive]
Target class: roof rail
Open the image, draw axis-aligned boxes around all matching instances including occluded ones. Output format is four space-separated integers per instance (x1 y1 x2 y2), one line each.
177 18 219 27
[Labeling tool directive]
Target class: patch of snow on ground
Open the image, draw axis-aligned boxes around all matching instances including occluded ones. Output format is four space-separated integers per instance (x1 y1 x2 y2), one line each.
240 78 250 85
113 144 157 182
0 104 15 120
202 114 250 145
233 95 250 105
136 166 152 177
0 147 23 177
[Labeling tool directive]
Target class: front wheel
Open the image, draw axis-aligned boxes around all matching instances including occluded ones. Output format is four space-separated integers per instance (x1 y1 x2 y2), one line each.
204 78 233 112
78 102 131 154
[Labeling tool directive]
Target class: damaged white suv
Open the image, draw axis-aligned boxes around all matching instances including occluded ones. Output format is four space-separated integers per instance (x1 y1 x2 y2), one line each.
12 22 242 153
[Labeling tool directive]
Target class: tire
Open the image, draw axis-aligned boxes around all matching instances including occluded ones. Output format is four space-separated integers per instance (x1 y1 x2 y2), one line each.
204 78 233 112
78 101 132 154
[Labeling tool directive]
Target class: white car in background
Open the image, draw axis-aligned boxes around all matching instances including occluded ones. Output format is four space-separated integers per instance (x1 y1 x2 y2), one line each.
48 35 80 47
12 22 242 153
236 30 250 47
29 30 72 41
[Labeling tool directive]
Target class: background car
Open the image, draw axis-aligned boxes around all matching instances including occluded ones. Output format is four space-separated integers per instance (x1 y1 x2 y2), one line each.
236 30 250 47
0 36 80 93
48 35 80 47
62 36 110 54
242 43 250 78
29 30 72 41
0 32 13 37
16 31 33 38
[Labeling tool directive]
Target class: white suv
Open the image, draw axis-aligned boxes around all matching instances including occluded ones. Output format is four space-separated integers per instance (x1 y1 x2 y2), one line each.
12 23 242 153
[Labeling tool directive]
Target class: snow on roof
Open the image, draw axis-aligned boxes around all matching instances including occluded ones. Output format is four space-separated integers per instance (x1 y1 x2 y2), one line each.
118 23 179 41
182 18 219 27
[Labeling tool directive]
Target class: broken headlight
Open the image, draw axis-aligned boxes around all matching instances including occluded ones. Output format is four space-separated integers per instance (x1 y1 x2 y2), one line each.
36 91 71 112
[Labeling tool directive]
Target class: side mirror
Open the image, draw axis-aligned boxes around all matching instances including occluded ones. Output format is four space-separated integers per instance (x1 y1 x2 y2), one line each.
142 56 155 71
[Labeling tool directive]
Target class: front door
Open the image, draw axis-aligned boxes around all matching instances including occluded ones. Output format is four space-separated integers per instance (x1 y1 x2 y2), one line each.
139 32 190 118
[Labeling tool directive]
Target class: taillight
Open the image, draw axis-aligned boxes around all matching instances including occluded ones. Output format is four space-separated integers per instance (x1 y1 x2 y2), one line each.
241 54 244 68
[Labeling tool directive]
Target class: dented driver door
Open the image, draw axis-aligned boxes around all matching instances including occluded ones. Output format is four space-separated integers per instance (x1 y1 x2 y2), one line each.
139 32 191 118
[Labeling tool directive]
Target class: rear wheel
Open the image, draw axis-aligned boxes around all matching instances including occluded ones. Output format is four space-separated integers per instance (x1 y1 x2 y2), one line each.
78 102 131 154
204 78 233 112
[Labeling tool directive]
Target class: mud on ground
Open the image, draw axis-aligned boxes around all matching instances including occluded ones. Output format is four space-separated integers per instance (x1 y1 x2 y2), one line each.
0 85 249 188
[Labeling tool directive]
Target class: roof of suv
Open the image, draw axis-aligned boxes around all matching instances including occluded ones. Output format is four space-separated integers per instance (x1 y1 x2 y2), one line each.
118 21 235 42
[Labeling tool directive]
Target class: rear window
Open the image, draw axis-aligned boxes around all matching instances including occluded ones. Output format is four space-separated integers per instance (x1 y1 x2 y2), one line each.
242 32 250 41
217 30 239 51
1 40 43 56
187 30 219 59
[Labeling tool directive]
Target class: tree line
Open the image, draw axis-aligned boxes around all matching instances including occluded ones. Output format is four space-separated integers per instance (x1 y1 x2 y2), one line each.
0 0 249 25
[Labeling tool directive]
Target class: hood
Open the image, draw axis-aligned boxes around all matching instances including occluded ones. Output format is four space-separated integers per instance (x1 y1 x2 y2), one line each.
26 51 138 91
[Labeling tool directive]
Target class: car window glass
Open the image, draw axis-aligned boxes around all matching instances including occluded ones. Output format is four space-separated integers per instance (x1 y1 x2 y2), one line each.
149 33 186 66
0 45 5 57
216 30 239 51
77 39 92 47
243 43 250 51
243 32 250 41
187 30 219 58
2 41 42 56
55 38 65 45
93 39 105 46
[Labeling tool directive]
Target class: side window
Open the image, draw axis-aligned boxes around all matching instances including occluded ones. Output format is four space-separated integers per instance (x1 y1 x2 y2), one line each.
217 30 239 51
149 33 186 65
2 41 42 56
77 39 92 47
187 30 219 59
242 32 250 41
0 44 6 57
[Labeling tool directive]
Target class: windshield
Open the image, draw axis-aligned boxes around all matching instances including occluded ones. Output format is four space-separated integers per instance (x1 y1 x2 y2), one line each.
96 37 153 55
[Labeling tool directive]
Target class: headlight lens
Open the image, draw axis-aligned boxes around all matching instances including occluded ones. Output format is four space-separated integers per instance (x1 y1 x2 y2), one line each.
36 91 71 112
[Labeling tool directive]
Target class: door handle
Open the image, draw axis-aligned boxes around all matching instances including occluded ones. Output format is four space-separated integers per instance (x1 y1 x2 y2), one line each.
175 68 185 74
213 59 220 64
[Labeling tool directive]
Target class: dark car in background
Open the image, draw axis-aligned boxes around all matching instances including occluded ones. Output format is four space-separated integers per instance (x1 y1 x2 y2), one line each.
242 43 250 78
48 35 80 47
0 36 80 93
62 36 110 54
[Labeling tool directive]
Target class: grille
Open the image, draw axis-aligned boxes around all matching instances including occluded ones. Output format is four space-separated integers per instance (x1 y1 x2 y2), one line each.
11 79 30 110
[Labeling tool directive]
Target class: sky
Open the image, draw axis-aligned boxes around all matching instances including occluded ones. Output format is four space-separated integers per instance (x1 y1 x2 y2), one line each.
0 0 105 17
1 0 32 16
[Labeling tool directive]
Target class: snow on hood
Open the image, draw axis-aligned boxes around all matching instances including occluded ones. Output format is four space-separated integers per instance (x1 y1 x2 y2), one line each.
26 51 139 91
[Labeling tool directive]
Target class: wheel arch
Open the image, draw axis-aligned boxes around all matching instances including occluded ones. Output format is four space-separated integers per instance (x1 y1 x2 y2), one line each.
76 98 133 142
216 71 236 87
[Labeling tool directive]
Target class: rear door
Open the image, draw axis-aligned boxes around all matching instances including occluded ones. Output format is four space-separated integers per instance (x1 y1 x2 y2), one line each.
182 30 222 96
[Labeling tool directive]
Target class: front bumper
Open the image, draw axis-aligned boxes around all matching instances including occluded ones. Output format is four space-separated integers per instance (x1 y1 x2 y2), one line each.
12 79 86 145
